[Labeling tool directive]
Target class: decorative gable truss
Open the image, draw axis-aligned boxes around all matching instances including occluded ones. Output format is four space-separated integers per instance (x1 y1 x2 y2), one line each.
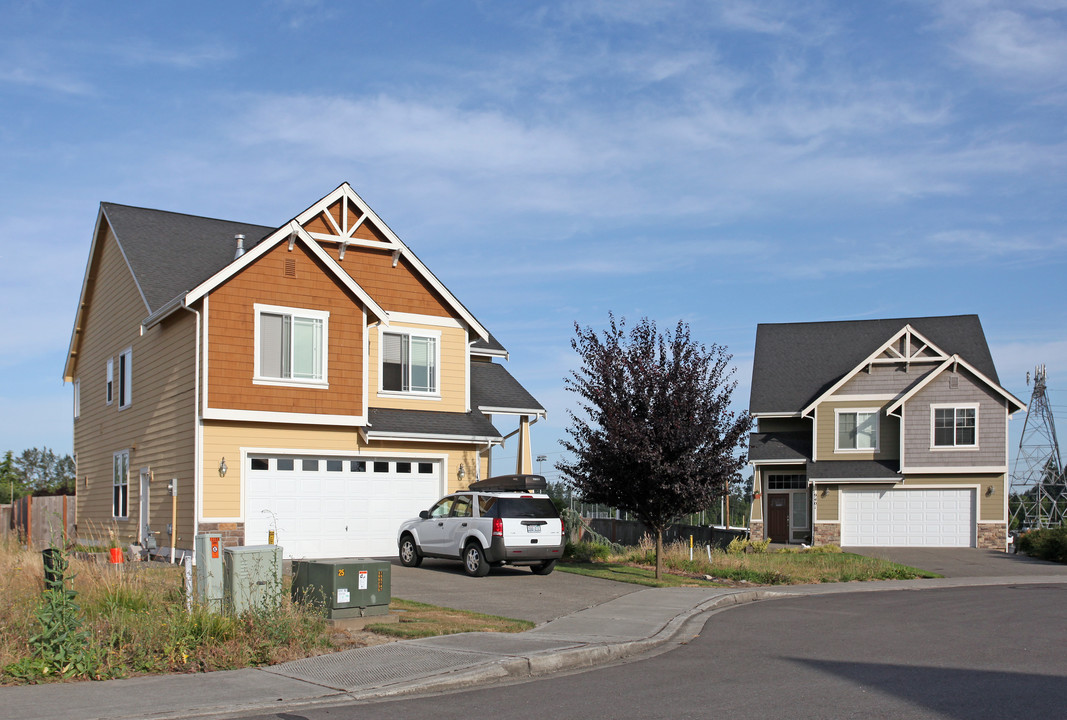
802 325 950 417
292 183 491 344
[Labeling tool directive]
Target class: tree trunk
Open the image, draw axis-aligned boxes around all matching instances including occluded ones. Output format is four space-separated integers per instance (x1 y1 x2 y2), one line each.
655 527 663 580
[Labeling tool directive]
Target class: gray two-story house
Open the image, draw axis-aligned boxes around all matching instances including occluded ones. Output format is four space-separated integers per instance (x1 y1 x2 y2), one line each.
748 315 1025 550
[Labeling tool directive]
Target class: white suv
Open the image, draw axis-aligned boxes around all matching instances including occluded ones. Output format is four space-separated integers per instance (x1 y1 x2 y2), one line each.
397 475 564 577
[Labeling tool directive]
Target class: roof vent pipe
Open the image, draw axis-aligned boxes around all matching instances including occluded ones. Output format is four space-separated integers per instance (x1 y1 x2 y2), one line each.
234 234 245 259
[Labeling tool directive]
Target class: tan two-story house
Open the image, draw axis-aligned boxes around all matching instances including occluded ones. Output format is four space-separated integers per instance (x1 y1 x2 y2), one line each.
748 316 1025 550
63 183 544 559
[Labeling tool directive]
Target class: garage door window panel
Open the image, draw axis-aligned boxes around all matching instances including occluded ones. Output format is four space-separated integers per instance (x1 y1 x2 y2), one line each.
932 405 978 449
255 304 328 387
836 409 879 452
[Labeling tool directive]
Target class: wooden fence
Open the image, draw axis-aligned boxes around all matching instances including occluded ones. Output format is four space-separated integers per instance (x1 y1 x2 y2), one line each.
7 495 76 548
584 517 748 548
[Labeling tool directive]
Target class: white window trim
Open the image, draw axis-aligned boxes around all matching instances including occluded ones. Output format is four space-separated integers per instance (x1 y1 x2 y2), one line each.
73 378 80 419
930 403 980 450
118 348 132 409
113 449 130 519
834 407 880 453
253 303 330 389
377 326 442 399
106 357 114 405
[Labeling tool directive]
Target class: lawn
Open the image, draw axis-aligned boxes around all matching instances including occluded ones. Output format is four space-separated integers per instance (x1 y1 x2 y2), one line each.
0 538 529 685
559 537 939 586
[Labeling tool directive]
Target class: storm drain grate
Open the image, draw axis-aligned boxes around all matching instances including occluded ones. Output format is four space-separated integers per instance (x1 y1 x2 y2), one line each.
265 644 486 691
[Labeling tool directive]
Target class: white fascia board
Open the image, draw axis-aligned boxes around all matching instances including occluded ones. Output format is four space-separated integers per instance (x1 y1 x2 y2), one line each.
821 476 903 484
363 430 502 445
750 458 808 466
387 312 463 329
183 220 388 325
141 295 186 331
885 354 1026 415
202 408 367 426
471 346 509 359
326 183 491 343
901 465 1008 475
479 406 547 417
801 325 950 417
752 411 804 419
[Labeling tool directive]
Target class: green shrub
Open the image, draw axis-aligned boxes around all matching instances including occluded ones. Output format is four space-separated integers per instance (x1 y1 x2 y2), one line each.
726 537 771 554
565 540 611 562
1016 527 1067 563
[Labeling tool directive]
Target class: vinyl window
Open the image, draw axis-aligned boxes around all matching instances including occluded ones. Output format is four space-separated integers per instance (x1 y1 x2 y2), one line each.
106 358 113 405
113 450 129 518
254 304 329 386
381 330 438 394
932 405 978 447
836 409 879 451
118 348 132 408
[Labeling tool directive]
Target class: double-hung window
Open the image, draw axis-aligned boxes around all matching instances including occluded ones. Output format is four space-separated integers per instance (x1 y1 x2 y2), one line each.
933 405 977 447
113 450 129 518
254 304 329 386
381 330 438 394
836 409 879 451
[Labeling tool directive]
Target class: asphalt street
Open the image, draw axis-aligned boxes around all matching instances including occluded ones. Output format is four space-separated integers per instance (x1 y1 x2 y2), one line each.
241 583 1067 720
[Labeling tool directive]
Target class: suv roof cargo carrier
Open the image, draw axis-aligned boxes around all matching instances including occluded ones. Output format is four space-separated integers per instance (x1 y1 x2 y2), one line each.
467 474 548 493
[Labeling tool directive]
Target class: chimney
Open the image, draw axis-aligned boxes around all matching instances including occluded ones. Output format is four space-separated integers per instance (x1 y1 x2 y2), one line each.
234 234 245 259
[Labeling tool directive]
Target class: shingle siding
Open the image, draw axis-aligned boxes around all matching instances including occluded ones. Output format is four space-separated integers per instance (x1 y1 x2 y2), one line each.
837 365 933 396
902 369 1007 468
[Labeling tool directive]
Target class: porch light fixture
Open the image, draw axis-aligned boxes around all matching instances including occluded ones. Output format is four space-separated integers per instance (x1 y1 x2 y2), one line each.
821 486 829 497
219 457 228 477
457 463 466 481
986 485 995 497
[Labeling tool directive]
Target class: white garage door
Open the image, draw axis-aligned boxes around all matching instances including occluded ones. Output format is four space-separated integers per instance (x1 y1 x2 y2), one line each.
244 455 443 559
841 488 975 547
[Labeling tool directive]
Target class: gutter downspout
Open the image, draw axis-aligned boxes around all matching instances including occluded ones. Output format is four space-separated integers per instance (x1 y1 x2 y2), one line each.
179 300 201 552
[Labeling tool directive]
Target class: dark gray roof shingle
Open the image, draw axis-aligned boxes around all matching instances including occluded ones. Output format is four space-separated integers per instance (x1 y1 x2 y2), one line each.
367 408 501 439
103 203 275 313
807 460 902 481
470 362 544 413
749 315 998 414
748 432 812 463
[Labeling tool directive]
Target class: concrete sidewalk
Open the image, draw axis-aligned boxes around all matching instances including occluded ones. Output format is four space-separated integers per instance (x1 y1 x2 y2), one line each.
3 573 1067 720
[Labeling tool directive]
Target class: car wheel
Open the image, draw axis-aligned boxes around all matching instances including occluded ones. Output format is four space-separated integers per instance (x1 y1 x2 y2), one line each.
399 534 423 568
531 560 556 575
463 542 490 577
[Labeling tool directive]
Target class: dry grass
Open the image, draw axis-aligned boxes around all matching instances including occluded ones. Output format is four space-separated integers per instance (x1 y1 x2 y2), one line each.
366 599 534 639
560 536 938 586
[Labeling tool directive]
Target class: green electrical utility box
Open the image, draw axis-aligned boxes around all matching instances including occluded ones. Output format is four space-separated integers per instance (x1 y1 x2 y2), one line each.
224 544 283 614
291 558 391 619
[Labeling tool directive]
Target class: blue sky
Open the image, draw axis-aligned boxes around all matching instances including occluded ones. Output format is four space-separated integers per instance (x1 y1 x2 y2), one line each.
1 0 1064 481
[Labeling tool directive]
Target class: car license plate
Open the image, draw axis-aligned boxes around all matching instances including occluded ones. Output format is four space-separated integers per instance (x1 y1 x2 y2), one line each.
527 525 541 533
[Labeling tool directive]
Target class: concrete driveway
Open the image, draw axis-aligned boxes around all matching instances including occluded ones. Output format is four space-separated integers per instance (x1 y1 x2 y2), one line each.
388 557 641 624
845 546 1067 577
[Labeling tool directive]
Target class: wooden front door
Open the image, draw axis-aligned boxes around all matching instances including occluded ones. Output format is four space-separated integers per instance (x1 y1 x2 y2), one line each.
767 494 789 543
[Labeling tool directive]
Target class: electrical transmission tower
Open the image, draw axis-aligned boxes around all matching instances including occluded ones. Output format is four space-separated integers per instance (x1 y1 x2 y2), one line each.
1009 365 1065 530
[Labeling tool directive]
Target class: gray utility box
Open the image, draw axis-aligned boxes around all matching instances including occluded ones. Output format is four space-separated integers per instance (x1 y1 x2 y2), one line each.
194 533 224 611
224 544 283 614
291 558 391 619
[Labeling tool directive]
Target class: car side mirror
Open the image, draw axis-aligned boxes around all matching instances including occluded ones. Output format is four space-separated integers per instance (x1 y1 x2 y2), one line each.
419 510 431 520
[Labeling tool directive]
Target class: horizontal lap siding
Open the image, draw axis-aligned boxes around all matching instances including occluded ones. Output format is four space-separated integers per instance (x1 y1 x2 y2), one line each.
815 400 899 462
72 226 196 549
207 243 364 416
368 323 468 413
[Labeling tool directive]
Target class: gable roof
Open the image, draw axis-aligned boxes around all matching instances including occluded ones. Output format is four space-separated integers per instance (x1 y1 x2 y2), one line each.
750 315 1000 414
470 361 545 415
102 203 275 313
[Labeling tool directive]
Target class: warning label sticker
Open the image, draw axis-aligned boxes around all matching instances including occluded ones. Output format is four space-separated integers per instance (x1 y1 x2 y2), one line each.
337 588 350 604
358 570 368 590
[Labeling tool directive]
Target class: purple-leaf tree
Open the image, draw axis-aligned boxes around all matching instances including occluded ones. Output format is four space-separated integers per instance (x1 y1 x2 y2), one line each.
557 315 751 580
